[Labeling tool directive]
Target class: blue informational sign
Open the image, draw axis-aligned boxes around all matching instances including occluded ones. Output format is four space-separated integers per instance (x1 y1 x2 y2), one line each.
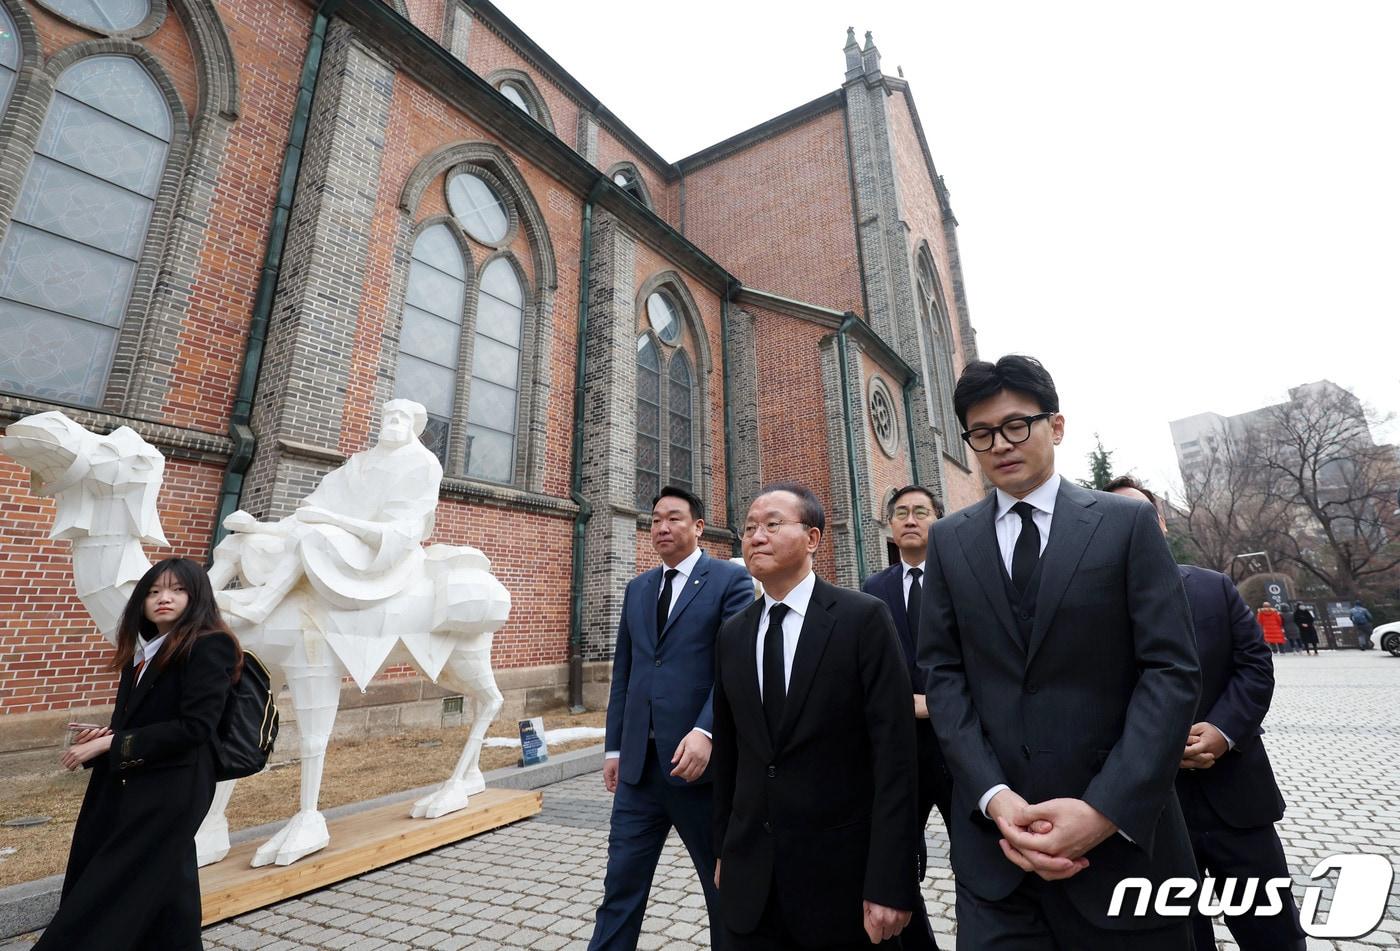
519 717 548 766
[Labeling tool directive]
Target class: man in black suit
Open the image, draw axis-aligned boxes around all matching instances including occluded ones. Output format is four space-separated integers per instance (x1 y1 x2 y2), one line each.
862 484 953 951
918 355 1201 949
1107 476 1305 951
712 482 917 949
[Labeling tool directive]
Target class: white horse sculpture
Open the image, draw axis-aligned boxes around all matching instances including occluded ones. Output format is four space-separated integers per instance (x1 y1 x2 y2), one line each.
1 407 511 867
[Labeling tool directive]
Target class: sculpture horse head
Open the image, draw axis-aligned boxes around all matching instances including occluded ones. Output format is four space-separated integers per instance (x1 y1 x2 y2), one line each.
1 411 168 546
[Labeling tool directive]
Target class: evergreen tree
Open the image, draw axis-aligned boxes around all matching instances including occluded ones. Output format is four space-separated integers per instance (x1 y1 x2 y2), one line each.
1079 434 1115 490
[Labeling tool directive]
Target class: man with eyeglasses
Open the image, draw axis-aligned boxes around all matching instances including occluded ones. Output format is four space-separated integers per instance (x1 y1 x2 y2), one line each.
916 355 1200 949
711 482 917 949
861 485 952 951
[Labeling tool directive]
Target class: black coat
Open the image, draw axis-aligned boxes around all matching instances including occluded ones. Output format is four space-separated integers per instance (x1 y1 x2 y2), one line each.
919 481 1201 932
712 576 917 946
1176 566 1286 828
38 632 238 951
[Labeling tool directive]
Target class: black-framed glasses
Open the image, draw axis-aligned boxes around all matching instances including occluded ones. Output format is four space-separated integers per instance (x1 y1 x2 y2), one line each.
960 413 1054 453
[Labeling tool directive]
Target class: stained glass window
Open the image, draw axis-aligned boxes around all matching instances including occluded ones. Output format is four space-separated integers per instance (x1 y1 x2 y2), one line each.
498 81 531 116
917 252 962 461
0 56 171 405
40 0 149 32
668 351 693 495
646 291 679 345
635 335 661 510
447 171 508 244
465 258 523 483
0 7 18 119
395 224 465 464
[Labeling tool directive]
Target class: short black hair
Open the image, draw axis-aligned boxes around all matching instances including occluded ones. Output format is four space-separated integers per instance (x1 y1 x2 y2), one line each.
887 485 943 520
1102 474 1160 512
754 481 825 534
652 485 704 521
952 354 1059 430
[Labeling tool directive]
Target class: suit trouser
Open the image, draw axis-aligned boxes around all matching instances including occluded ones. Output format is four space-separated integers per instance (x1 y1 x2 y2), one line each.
724 874 895 951
589 741 721 951
1182 806 1306 950
954 876 1193 951
905 722 953 951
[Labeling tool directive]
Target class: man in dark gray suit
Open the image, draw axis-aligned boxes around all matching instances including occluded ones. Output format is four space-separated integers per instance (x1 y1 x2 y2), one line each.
918 355 1201 949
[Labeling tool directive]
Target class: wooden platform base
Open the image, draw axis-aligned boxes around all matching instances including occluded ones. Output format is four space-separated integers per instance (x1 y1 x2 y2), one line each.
199 787 542 925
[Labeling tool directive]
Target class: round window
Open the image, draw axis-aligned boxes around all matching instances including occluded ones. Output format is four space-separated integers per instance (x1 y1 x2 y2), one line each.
646 292 680 345
40 0 150 31
447 171 509 244
868 376 900 458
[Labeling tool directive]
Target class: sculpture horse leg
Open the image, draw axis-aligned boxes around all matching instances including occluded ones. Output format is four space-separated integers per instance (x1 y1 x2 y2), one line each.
252 655 342 866
412 637 502 819
195 778 237 866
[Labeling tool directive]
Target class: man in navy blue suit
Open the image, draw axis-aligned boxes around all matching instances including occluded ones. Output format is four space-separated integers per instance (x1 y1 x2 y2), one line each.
589 486 756 950
1107 476 1305 951
861 484 952 951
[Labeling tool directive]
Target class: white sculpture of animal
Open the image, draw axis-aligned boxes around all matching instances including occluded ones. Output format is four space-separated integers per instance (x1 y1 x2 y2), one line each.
0 404 511 868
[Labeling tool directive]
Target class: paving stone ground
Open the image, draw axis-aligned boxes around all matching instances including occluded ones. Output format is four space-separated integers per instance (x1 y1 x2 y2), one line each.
7 650 1395 949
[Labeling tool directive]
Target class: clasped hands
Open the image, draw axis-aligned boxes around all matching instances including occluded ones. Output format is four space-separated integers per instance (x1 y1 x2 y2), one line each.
1179 721 1228 770
61 726 113 771
989 790 1117 881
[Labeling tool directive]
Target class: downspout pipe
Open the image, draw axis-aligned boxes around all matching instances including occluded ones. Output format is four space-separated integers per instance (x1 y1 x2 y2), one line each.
901 376 921 487
567 181 606 713
835 313 867 582
721 280 742 556
211 0 340 556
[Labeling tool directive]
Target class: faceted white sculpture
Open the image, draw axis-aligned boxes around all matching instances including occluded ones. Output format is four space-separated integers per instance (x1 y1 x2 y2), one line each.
1 401 511 868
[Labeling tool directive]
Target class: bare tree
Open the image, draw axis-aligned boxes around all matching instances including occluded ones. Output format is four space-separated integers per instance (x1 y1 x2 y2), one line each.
1174 429 1282 575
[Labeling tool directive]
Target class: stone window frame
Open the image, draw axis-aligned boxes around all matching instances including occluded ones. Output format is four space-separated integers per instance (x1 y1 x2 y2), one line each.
867 373 900 458
482 68 554 135
606 161 653 210
397 140 559 494
30 0 167 39
0 0 240 421
914 242 965 465
633 271 710 510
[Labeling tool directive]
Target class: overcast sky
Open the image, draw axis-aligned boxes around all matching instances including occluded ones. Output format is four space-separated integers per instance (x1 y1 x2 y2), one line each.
494 1 1400 496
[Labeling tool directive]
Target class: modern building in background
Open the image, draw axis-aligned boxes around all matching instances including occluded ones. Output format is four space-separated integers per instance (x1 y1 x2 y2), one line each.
0 0 984 769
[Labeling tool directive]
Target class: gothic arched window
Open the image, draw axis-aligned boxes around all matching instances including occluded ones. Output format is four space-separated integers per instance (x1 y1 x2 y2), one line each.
394 223 465 463
37 0 150 32
916 250 962 462
668 351 693 495
0 55 172 405
635 334 662 509
466 257 524 483
0 6 18 117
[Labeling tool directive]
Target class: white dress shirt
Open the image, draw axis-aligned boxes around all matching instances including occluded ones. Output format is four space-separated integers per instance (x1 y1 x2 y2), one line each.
756 570 816 697
979 473 1060 818
134 632 168 684
901 559 925 609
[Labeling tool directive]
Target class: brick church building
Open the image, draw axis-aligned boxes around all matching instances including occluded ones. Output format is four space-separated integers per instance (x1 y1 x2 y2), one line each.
0 0 984 768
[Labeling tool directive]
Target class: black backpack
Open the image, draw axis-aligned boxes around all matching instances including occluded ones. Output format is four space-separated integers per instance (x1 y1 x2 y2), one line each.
214 649 279 781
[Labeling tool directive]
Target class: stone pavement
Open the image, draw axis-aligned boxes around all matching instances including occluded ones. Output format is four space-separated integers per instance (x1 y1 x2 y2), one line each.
6 651 1396 949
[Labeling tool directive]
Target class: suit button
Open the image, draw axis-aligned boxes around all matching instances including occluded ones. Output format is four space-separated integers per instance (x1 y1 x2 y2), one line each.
1024 683 1038 694
767 765 776 778
762 821 772 833
654 659 661 667
1021 744 1031 759
136 758 145 765
1019 612 1032 622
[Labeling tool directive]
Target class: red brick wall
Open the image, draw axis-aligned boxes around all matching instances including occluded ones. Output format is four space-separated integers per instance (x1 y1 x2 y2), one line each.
597 125 677 228
746 304 837 580
681 108 864 315
860 351 914 513
461 12 582 148
0 457 224 715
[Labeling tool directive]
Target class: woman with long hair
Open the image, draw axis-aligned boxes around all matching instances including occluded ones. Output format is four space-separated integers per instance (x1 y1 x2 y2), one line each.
37 557 242 951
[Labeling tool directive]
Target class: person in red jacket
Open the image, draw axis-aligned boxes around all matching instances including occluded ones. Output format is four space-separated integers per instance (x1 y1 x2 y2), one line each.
1257 603 1286 654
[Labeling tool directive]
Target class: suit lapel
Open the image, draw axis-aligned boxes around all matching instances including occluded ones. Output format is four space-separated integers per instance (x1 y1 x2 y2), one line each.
111 662 135 728
123 656 163 720
1026 481 1103 663
954 496 1021 650
880 567 910 646
775 578 836 749
731 598 771 756
640 566 663 645
661 553 708 638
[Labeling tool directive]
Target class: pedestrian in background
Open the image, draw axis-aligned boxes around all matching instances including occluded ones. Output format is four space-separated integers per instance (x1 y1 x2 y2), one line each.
1257 603 1286 654
1293 604 1320 655
1281 605 1302 654
1349 601 1375 650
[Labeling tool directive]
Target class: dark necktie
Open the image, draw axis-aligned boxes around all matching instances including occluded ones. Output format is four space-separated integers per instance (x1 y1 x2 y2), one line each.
906 567 923 634
762 603 791 738
656 568 679 639
1011 501 1040 595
